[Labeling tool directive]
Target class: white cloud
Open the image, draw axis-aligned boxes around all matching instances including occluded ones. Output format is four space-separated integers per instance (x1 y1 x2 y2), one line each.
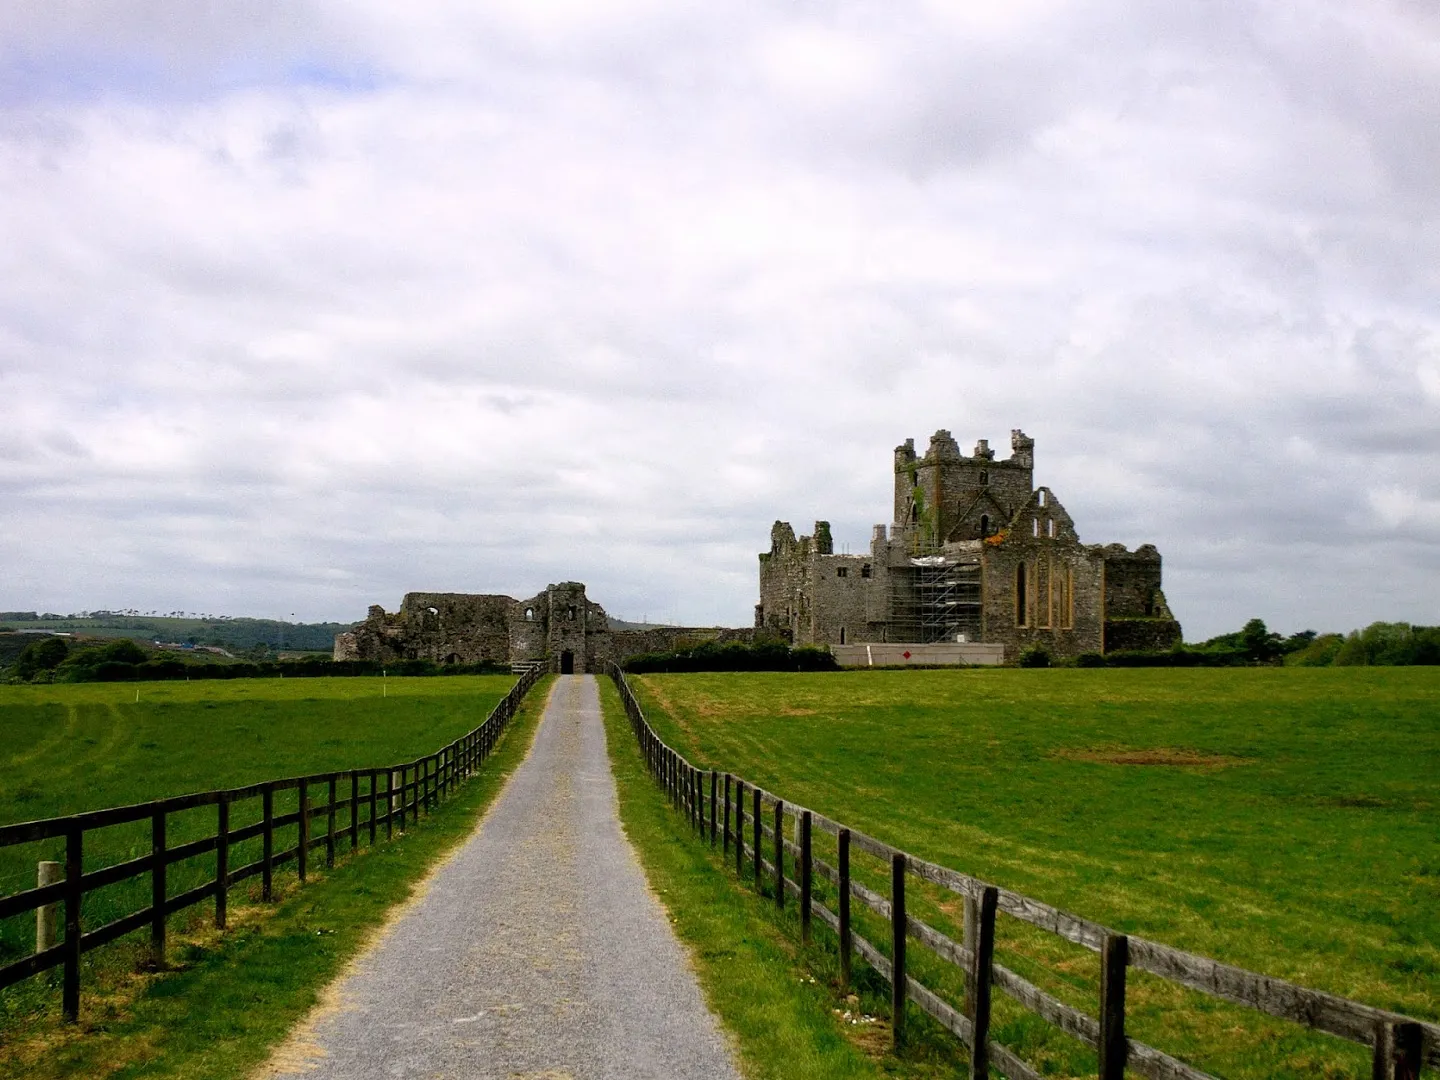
2 0 1439 637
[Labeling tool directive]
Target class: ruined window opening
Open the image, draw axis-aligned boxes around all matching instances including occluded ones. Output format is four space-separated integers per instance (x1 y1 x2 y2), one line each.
1016 563 1028 627
839 626 847 644
979 470 989 486
837 566 848 578
980 514 990 538
567 605 577 621
524 607 534 621
427 606 438 616
1038 490 1047 507
1061 568 1075 629
860 564 872 578
1047 518 1056 538
1033 517 1040 537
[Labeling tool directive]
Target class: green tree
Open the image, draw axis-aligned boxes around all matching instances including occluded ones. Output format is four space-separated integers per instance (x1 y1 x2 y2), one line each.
1240 618 1284 663
14 636 69 679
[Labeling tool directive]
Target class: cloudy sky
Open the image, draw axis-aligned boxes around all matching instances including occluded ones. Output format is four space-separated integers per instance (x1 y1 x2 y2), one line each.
3 1 1439 638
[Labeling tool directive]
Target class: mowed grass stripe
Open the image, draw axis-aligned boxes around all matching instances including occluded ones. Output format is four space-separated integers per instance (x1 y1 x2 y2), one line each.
627 667 1439 1078
0 676 549 1080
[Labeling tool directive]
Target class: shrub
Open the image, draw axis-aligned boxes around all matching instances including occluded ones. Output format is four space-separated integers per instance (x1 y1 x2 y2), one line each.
624 641 839 673
1018 646 1051 668
1075 652 1105 668
14 636 69 680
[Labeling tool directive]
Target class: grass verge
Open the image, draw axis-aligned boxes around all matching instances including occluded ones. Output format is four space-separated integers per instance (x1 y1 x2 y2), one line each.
599 675 972 1079
0 676 551 1080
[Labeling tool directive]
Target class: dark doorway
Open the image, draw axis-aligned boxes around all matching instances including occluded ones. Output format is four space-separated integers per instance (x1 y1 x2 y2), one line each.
560 650 575 674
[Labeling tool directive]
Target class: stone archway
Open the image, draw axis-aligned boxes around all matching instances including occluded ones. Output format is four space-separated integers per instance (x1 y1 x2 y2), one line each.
560 650 575 674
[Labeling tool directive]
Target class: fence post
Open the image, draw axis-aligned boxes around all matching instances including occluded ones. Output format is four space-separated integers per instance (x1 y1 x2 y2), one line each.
386 770 395 840
1374 1021 1423 1080
839 828 852 991
298 779 309 883
710 770 718 846
735 780 745 876
36 860 61 953
891 853 907 1049
151 807 167 968
723 774 732 854
326 776 337 869
752 787 762 891
968 886 998 1078
1100 934 1128 1080
63 827 82 1023
800 811 813 944
369 769 378 845
350 771 359 849
775 800 785 909
215 794 229 930
262 784 274 901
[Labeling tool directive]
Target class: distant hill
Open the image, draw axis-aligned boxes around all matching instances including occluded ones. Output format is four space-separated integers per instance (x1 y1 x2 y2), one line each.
0 613 356 652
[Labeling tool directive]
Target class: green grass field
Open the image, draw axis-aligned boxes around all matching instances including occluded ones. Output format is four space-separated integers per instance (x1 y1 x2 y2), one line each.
626 667 1440 1078
0 676 549 1079
0 677 515 979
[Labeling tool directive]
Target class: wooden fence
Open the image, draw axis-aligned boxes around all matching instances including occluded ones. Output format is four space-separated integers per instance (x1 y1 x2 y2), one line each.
0 667 543 1021
610 664 1437 1079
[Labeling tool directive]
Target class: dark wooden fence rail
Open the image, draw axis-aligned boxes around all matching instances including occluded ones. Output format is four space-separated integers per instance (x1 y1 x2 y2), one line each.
0 667 543 1021
609 664 1437 1079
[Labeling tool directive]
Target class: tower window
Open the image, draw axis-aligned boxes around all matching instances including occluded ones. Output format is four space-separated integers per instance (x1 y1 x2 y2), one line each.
980 514 990 538
1016 563 1028 627
1047 518 1056 538
979 470 989 486
1033 517 1040 537
860 564 872 578
837 566 848 578
524 607 534 621
839 626 847 644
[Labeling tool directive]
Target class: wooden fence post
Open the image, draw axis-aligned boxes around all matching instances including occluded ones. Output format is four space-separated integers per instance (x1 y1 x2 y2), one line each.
298 779 309 883
723 774 732 854
386 770 395 840
839 828 852 991
262 784 274 901
734 780 745 876
710 770 718 846
752 787 762 891
150 807 167 968
36 861 61 953
215 794 229 930
350 771 359 849
368 770 377 845
969 886 998 1079
1100 934 1129 1080
326 776 337 869
775 800 785 909
1374 1021 1424 1080
800 810 813 944
63 827 81 1023
891 853 907 1049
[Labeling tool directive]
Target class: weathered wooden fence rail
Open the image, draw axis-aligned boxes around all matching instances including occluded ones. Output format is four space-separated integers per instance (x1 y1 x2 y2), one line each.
610 664 1437 1079
0 667 543 1021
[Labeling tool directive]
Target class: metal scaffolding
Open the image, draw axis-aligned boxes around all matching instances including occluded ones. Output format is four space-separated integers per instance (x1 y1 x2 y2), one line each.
889 556 982 643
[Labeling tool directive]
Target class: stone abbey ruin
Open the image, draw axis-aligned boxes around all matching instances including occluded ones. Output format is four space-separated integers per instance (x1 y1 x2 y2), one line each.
758 428 1181 662
337 429 1180 668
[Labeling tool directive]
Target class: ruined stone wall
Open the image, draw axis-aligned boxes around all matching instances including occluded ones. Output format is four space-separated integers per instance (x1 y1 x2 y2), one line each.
1101 545 1166 617
334 594 513 664
611 626 779 662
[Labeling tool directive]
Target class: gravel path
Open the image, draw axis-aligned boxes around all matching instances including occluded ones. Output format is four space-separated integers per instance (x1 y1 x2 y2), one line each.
264 675 742 1080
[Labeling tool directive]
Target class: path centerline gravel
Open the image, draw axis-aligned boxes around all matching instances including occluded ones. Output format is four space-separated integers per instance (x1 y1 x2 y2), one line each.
263 675 742 1080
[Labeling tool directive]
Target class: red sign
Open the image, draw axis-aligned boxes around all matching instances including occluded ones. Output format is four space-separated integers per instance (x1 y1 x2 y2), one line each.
902 650 912 659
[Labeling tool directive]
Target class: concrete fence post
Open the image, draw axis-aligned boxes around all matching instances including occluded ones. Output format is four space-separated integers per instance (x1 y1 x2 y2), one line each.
36 860 61 953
